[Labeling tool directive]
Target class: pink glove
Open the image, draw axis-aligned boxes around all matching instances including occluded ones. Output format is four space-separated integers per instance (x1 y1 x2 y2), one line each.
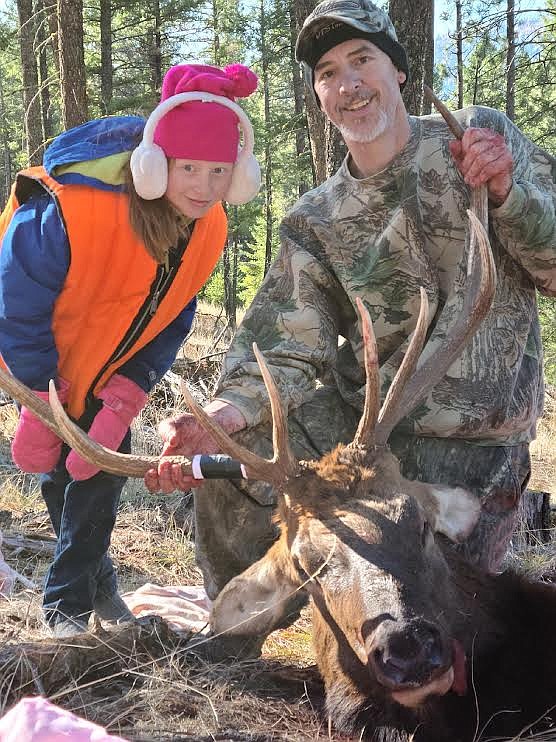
66 374 148 481
11 378 69 473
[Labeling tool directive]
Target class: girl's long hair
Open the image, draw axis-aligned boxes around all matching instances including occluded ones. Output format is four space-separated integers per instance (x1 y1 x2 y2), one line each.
124 159 191 264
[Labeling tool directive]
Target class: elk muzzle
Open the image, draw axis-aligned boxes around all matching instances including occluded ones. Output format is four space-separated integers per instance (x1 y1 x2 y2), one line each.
366 617 454 705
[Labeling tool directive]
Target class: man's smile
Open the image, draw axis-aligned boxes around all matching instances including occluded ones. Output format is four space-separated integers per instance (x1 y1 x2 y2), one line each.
341 93 377 116
345 97 372 111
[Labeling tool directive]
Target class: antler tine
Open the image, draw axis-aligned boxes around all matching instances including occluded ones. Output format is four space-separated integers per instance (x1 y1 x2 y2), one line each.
423 85 465 140
179 356 297 485
374 210 495 442
375 287 429 445
350 297 380 448
0 365 59 434
252 343 298 476
424 84 488 234
48 380 180 478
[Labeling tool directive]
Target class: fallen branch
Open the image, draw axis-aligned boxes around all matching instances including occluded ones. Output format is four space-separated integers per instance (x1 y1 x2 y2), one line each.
174 350 227 367
2 532 56 558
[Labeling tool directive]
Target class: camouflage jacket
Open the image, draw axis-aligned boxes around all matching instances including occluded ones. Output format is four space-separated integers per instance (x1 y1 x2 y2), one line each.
217 106 556 445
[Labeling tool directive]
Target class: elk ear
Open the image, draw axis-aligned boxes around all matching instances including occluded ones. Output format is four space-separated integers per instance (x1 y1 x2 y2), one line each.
420 484 481 543
210 541 304 637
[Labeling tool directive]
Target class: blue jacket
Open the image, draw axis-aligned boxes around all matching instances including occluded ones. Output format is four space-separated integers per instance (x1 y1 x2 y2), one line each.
0 117 196 394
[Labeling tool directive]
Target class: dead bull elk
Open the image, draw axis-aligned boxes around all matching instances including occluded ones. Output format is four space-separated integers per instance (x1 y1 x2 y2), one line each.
2 210 556 742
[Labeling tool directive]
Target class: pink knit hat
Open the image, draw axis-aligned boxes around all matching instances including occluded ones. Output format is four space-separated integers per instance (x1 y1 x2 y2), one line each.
153 63 258 163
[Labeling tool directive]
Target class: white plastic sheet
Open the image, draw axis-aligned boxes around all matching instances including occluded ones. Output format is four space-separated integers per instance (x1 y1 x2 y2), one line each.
122 582 211 634
0 696 128 741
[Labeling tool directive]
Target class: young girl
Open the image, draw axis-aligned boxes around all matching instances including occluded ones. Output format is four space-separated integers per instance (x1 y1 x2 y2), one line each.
0 62 259 637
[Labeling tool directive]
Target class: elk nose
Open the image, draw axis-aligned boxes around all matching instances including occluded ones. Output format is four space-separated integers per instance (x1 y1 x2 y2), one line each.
368 620 447 688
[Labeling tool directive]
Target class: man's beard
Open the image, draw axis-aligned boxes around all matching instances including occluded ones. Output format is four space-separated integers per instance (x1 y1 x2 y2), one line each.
336 98 395 143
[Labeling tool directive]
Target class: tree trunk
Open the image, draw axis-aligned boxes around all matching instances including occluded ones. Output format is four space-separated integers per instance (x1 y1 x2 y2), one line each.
47 3 60 81
292 0 327 184
513 490 552 550
325 122 347 176
212 0 221 65
223 239 237 330
289 0 313 194
456 0 464 109
34 0 52 144
260 0 273 275
0 74 13 205
17 0 43 164
149 0 162 94
292 0 344 184
389 0 434 115
100 0 112 113
506 0 515 121
304 93 327 184
231 215 239 327
422 5 434 111
57 0 88 128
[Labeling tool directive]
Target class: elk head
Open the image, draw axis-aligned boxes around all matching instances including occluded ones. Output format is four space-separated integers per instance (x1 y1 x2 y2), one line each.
1 207 495 735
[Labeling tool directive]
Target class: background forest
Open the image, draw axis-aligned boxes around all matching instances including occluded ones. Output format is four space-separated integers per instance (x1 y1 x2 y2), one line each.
0 0 554 380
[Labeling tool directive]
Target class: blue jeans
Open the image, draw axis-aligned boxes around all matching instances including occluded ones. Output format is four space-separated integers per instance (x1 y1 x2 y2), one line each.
40 431 130 626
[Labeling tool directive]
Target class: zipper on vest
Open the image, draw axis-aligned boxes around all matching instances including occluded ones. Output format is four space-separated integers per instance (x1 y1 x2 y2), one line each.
148 268 167 316
84 231 192 407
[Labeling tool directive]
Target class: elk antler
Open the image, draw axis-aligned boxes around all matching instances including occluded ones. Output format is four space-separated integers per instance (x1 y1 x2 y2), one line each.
47 380 165 478
370 88 496 445
350 297 380 447
373 209 495 445
43 342 298 485
178 343 298 484
0 364 168 476
0 365 61 434
349 288 429 450
376 287 429 436
423 84 488 234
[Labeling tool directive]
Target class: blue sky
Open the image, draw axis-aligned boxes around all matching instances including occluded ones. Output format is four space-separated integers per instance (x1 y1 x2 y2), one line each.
434 0 543 38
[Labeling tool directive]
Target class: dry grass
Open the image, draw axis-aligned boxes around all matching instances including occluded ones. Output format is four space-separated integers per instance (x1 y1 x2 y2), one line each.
530 386 556 494
0 307 553 740
0 611 331 740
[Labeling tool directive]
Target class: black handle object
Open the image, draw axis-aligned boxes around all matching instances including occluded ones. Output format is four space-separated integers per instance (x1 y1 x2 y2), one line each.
191 454 248 480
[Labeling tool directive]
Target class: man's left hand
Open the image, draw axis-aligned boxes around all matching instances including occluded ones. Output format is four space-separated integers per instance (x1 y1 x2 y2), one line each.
449 127 513 207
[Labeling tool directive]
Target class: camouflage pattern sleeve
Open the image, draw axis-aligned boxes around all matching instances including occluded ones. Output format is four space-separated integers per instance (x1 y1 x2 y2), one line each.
215 217 353 428
479 108 556 297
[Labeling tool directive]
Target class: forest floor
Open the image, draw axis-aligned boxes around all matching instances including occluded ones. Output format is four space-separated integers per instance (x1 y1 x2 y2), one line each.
0 305 553 741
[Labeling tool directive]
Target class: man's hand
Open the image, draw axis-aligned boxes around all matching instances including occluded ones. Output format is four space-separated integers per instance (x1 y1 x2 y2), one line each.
449 127 513 206
144 399 247 493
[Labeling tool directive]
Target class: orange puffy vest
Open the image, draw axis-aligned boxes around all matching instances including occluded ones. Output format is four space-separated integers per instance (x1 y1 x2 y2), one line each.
0 167 227 418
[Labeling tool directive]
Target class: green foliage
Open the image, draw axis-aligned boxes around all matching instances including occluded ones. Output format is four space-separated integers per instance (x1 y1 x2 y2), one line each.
239 211 269 307
199 260 225 305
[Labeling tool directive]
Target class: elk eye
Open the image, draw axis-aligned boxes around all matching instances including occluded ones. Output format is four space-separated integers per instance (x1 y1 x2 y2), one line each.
421 521 432 548
293 556 311 582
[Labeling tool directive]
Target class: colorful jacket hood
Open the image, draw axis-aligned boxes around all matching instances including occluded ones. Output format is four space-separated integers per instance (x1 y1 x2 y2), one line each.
43 116 145 192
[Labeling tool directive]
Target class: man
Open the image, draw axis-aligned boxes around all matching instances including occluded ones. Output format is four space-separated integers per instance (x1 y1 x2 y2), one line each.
146 0 556 600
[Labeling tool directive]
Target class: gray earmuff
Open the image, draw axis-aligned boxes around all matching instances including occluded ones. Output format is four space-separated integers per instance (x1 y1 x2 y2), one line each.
130 91 261 205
